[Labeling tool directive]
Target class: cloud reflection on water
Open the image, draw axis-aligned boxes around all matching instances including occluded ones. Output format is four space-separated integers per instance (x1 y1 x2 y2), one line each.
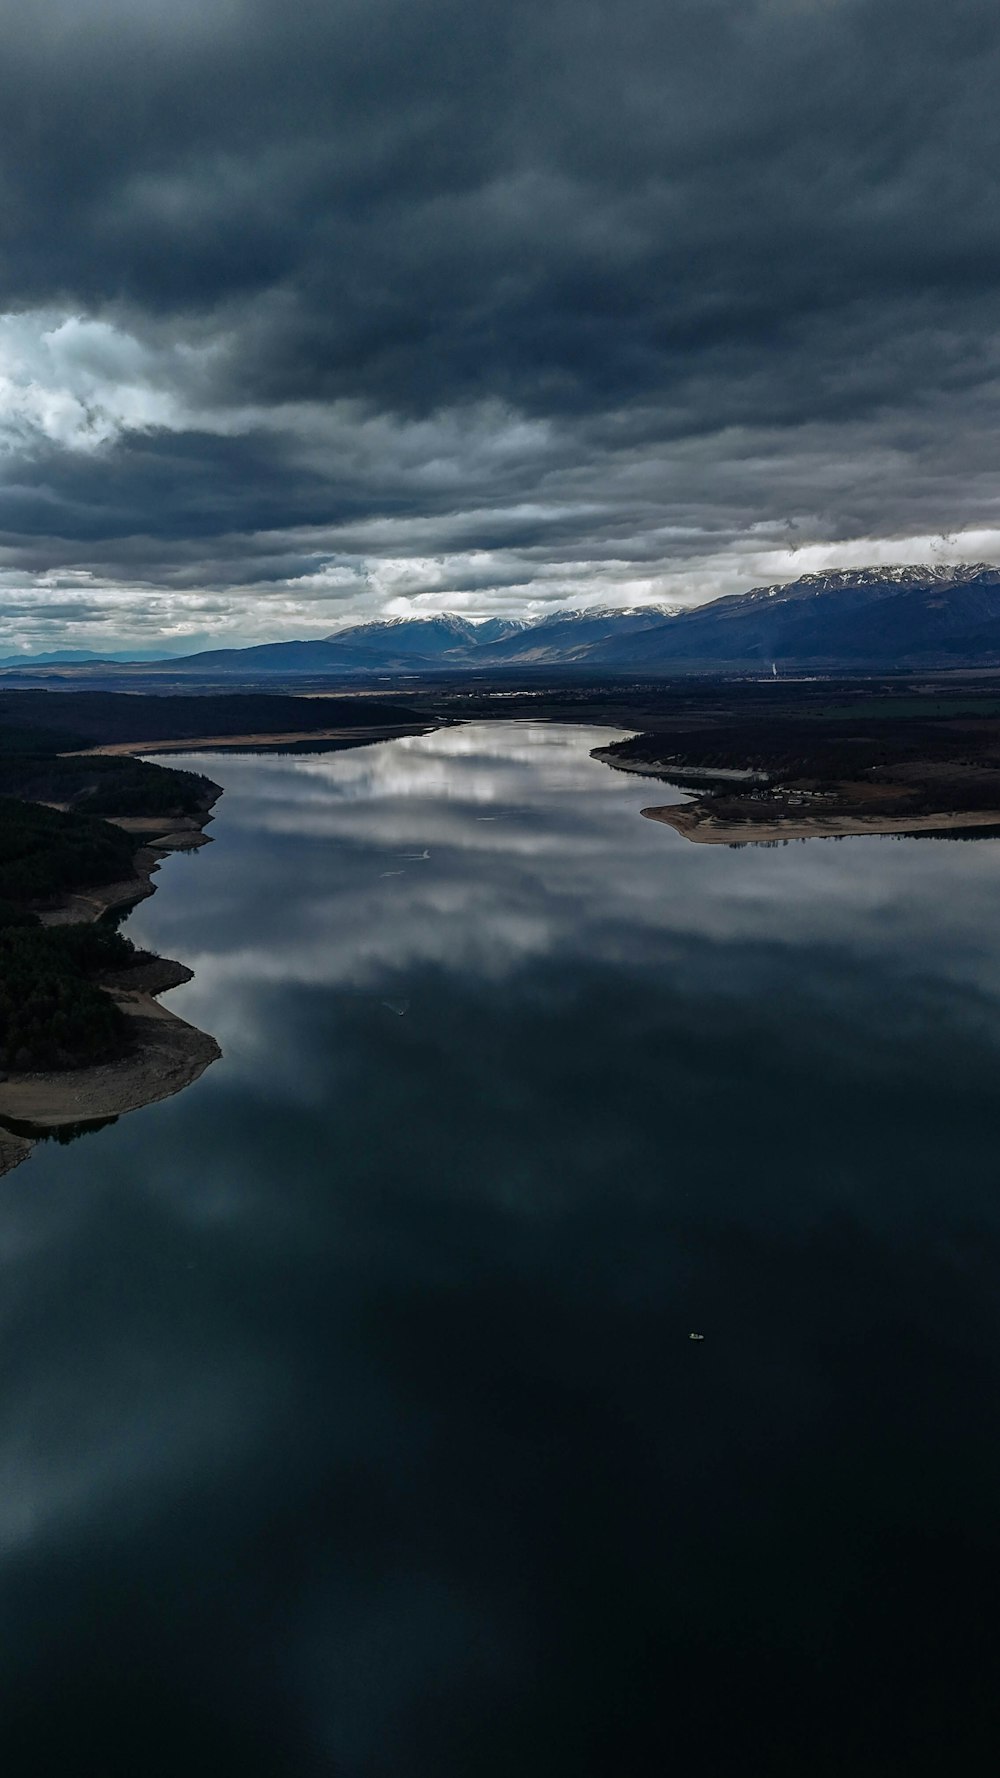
5 722 1000 1775
132 723 1000 1045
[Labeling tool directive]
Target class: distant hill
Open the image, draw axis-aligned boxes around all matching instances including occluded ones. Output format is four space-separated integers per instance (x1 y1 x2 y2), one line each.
5 568 1000 679
0 649 174 668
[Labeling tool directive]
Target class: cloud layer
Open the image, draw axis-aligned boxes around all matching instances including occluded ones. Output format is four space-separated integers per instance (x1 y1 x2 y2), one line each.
1 0 999 648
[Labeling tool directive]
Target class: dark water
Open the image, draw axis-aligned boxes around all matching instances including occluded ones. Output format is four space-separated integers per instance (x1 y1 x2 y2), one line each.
3 722 1000 1776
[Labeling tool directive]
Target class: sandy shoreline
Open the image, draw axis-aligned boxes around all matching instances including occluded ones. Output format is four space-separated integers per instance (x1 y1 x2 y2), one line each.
591 746 765 783
642 803 1000 844
0 993 221 1131
0 793 223 1176
81 722 431 756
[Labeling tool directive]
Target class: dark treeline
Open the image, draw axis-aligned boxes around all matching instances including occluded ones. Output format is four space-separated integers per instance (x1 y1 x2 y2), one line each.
0 692 228 1074
0 688 419 747
607 718 997 780
0 753 213 817
0 798 148 1070
0 798 136 904
0 920 136 1072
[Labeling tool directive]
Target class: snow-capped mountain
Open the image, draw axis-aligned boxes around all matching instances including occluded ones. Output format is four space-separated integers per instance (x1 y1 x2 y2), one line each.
731 563 1000 606
4 570 1000 678
590 565 1000 667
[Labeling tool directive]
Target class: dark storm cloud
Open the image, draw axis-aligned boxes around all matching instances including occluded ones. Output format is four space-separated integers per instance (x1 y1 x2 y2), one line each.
0 0 999 642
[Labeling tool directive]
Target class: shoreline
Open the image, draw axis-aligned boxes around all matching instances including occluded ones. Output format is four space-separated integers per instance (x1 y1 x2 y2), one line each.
37 811 214 927
591 694 1000 849
0 988 221 1133
0 791 223 1177
78 722 432 756
590 746 765 784
642 803 1000 844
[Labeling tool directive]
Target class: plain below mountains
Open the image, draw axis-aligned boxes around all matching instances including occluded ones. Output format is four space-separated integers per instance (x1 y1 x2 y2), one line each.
6 566 1000 680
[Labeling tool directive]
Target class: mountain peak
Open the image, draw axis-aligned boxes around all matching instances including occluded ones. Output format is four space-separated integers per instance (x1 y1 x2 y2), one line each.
741 563 1000 603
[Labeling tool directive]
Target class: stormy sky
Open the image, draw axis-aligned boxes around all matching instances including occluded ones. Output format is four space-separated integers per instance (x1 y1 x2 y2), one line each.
1 0 999 651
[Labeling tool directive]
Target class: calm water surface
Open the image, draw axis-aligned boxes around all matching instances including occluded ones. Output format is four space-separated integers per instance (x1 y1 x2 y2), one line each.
3 722 1000 1775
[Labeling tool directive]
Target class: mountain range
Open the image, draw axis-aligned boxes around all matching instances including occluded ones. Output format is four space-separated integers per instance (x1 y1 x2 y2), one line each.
6 566 1000 680
0 648 186 668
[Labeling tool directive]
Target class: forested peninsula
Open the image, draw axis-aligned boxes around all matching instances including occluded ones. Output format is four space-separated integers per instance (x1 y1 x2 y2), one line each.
0 688 426 1177
592 678 1000 844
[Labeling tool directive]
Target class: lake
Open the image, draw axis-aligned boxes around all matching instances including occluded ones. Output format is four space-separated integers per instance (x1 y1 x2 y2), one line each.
3 720 1000 1775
